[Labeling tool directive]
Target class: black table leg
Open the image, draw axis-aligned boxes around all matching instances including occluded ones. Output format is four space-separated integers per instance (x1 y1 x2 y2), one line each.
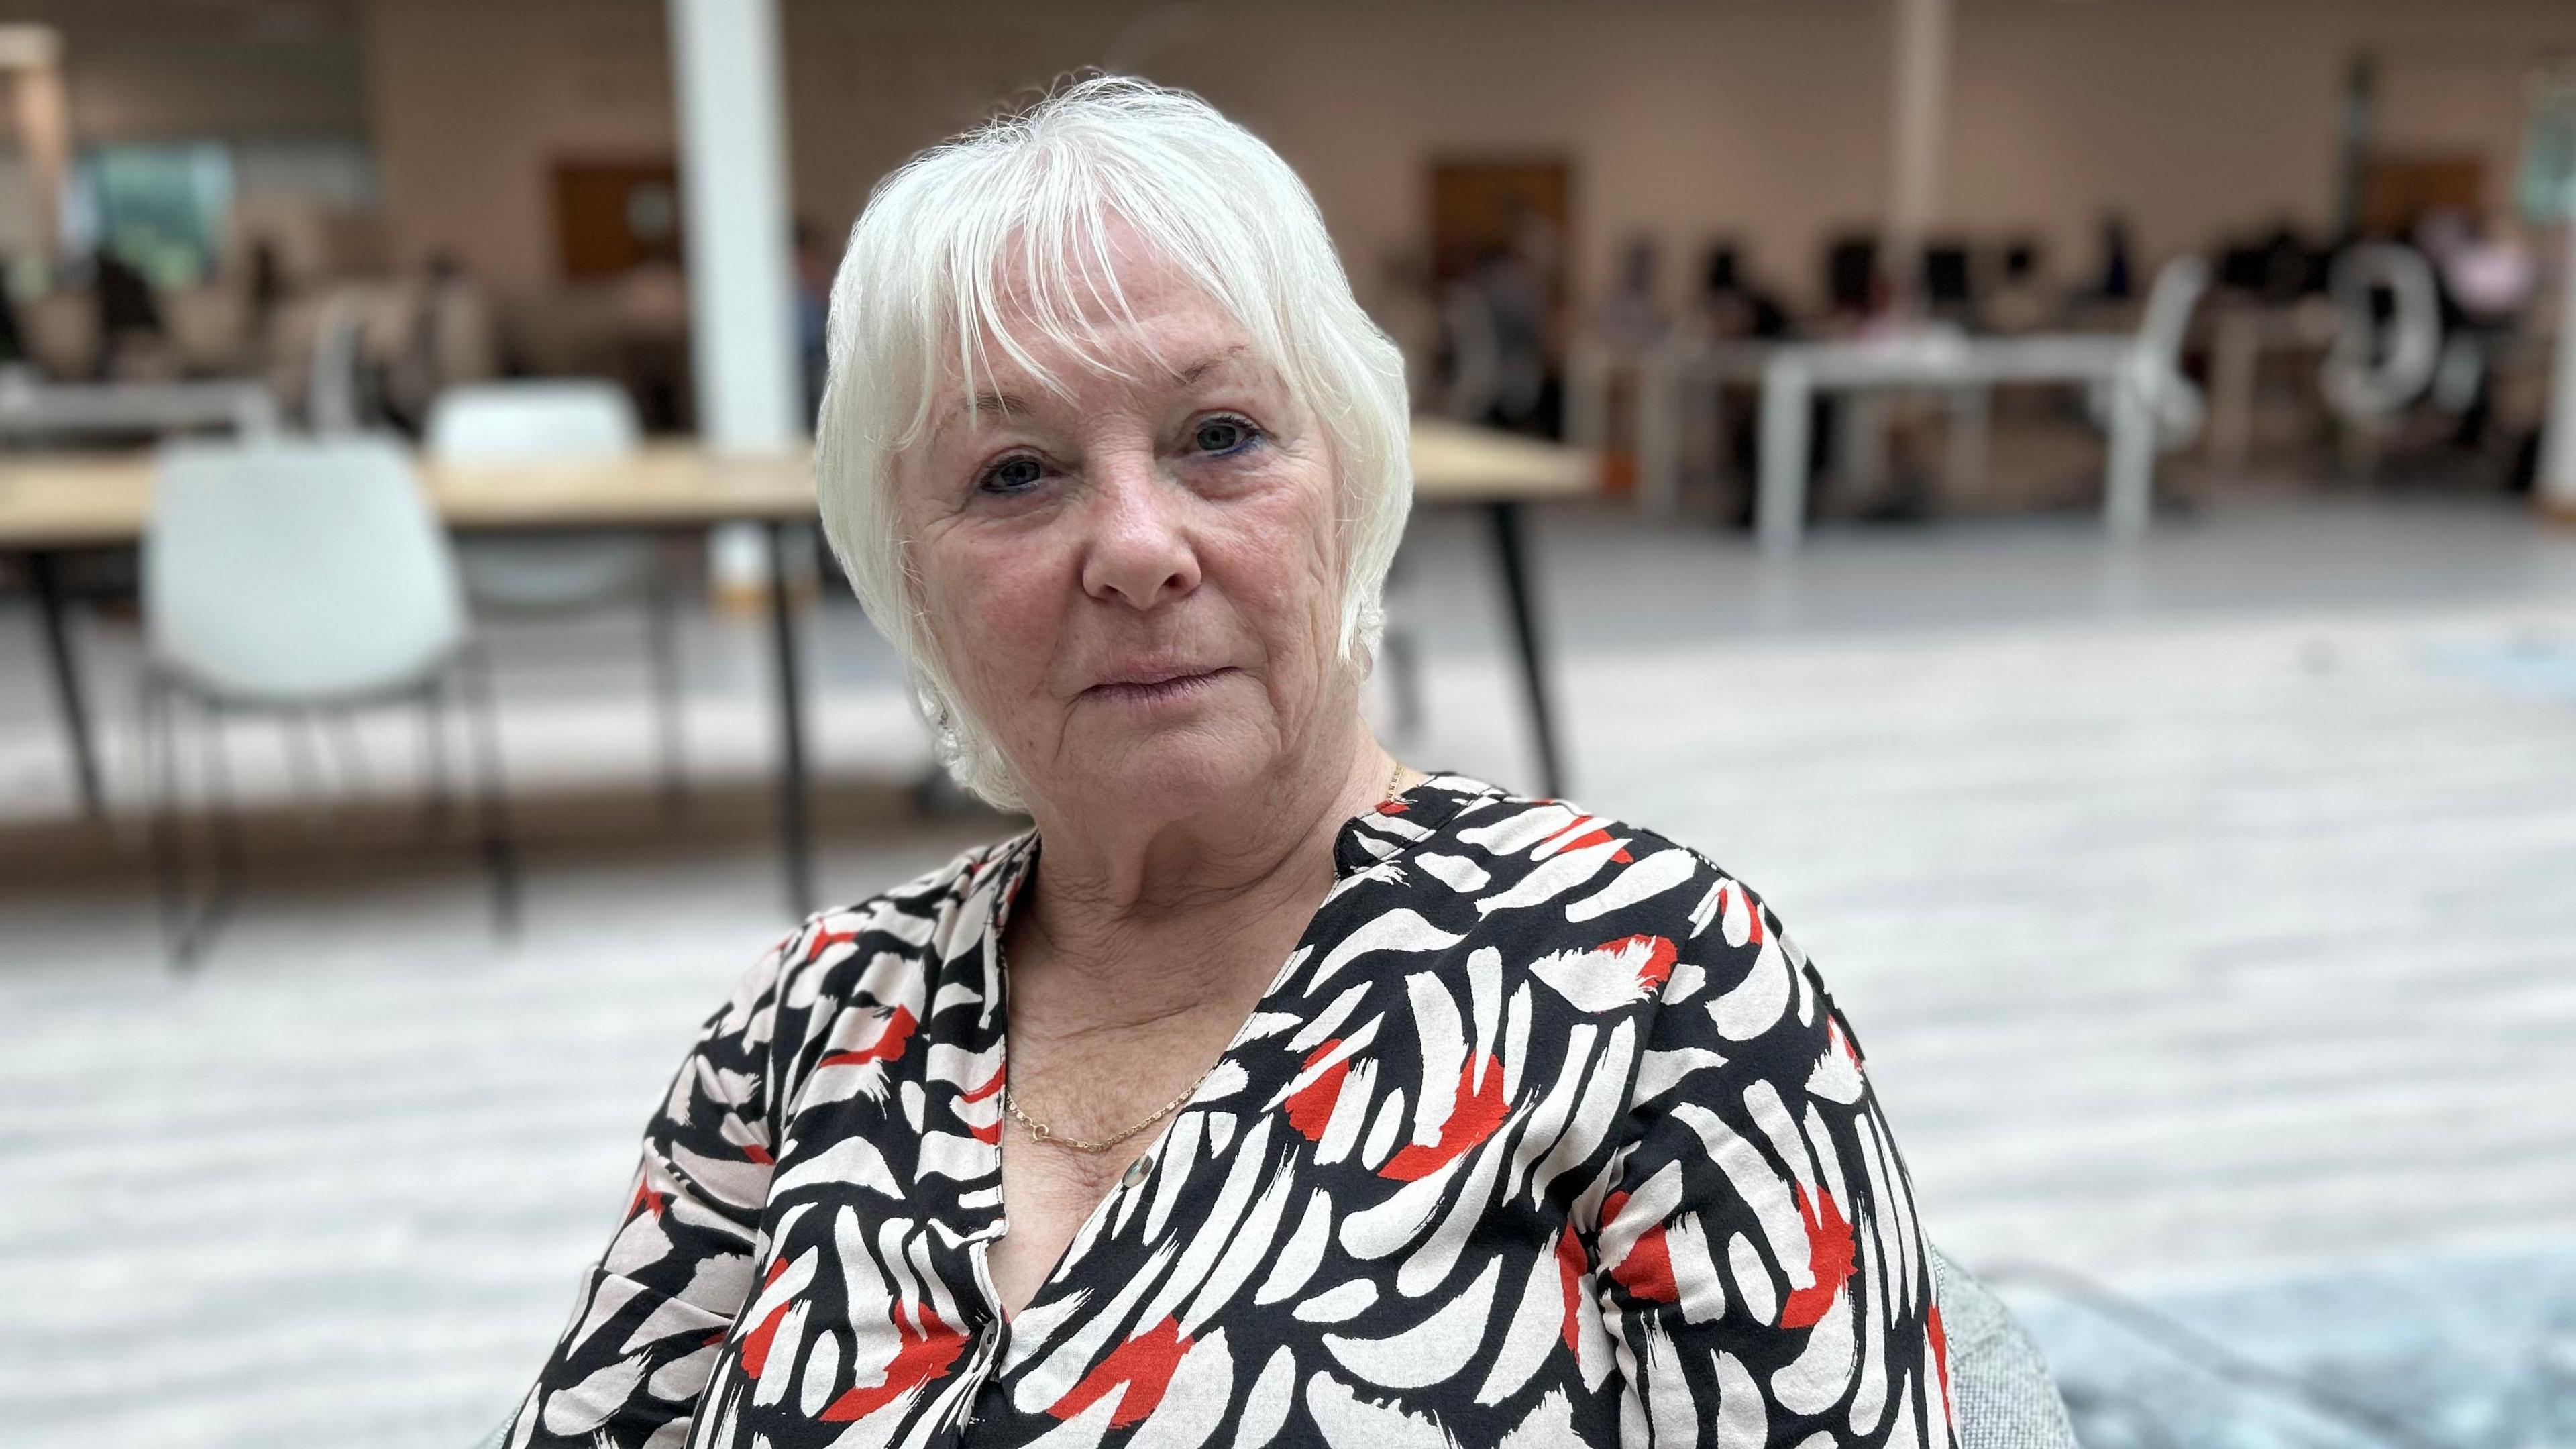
763 521 815 918
27 550 104 817
1485 500 1567 799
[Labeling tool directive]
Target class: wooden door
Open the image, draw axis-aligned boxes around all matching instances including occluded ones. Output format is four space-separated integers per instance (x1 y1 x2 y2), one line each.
1429 158 1571 301
553 159 682 280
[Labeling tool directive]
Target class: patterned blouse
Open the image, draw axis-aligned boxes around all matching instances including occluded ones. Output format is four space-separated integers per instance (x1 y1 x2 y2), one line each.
503 773 1953 1449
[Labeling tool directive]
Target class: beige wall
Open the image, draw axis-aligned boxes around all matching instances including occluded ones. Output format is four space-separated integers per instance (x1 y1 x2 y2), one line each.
0 3 366 143
362 0 674 290
355 0 2576 304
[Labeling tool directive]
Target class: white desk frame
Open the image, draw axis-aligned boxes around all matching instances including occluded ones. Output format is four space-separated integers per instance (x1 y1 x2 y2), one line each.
1753 333 2147 551
0 375 280 440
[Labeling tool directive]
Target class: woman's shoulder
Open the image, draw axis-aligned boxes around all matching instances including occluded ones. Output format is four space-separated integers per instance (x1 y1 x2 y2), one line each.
1399 777 1790 939
1385 777 1821 1037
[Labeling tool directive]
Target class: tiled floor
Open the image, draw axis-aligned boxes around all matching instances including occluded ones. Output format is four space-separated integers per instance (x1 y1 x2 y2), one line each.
5 489 2575 1446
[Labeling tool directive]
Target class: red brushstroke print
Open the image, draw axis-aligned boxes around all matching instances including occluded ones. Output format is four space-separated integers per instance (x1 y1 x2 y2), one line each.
1603 934 1679 994
818 1006 917 1069
626 1182 669 1220
1379 1054 1508 1180
1538 812 1618 856
1610 1223 1680 1303
1778 1184 1857 1330
821 1306 971 1421
1047 1315 1192 1427
735 1258 797 1377
1556 1222 1590 1351
800 923 862 963
1284 1042 1350 1141
1928 1303 1953 1430
959 1063 1006 1104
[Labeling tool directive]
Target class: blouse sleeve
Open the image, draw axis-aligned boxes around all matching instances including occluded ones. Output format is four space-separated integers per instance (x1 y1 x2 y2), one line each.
500 938 791 1449
1589 870 1955 1449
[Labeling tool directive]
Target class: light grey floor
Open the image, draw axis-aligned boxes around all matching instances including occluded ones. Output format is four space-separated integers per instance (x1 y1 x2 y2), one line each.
5 491 2575 1447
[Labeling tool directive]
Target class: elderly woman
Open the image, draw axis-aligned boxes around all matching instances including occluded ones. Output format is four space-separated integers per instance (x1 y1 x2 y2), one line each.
506 80 1947 1449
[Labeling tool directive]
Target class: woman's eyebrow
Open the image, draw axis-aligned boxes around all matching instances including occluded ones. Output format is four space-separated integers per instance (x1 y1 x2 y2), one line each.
931 389 1036 446
1165 345 1252 388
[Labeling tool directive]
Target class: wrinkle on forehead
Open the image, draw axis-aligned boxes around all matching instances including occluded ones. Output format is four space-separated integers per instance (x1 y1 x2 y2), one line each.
931 343 1258 450
907 210 1271 449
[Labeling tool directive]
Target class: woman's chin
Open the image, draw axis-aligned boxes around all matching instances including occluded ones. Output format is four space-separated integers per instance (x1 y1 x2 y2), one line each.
1056 716 1281 810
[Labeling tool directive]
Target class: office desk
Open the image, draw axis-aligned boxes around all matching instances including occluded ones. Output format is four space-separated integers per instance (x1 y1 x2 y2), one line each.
1753 333 2146 551
3 421 1588 912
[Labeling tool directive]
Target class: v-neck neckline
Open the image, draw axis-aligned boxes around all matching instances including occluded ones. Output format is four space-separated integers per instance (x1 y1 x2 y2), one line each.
965 774 1479 1330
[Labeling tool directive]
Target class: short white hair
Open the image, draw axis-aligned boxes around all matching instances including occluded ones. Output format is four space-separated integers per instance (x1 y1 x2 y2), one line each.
813 76 1412 810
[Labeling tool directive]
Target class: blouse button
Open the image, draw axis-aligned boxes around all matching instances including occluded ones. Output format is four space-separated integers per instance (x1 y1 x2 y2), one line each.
1120 1155 1152 1189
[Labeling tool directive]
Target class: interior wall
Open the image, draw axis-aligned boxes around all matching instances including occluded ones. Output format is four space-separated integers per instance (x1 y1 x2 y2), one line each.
0 7 368 144
1949 0 2576 279
360 0 674 290
352 0 2576 304
775 1 1891 317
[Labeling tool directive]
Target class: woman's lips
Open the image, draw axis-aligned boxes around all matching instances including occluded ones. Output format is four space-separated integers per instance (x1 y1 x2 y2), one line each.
1083 665 1236 706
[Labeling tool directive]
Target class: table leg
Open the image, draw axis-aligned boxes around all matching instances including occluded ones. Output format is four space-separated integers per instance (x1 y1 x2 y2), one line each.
1944 384 1992 503
27 550 104 817
2105 371 2156 538
2208 313 2259 471
1635 352 1682 520
1485 500 1566 800
763 521 815 918
1757 362 1813 553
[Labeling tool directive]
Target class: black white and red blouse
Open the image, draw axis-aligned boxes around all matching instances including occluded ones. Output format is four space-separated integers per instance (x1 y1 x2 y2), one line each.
503 772 1953 1448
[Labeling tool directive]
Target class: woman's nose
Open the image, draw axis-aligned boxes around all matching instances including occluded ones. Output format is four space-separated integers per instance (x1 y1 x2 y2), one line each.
1079 451 1201 611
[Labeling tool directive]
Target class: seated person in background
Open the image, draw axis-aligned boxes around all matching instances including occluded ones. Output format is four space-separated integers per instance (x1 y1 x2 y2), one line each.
502 78 1949 1449
90 248 167 380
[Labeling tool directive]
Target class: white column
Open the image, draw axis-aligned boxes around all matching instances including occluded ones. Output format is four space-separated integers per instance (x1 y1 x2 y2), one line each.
2543 218 2576 514
669 0 799 450
0 25 68 264
667 0 802 594
1886 0 1953 311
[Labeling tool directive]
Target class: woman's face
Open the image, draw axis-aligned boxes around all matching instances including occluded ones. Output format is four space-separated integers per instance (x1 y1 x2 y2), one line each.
892 241 1358 820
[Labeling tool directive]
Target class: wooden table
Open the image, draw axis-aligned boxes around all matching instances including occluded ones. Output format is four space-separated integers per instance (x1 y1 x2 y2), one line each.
4 421 1588 912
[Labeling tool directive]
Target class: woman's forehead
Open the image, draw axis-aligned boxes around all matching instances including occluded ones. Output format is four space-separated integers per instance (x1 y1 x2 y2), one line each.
933 296 1277 432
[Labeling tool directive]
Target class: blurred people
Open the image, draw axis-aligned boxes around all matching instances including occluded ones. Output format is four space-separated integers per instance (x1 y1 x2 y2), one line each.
1693 241 1790 341
2419 208 2538 448
382 250 497 433
793 217 835 421
2091 211 2137 301
1821 233 1885 331
1368 244 1442 409
1983 239 2051 333
244 235 288 352
89 247 165 379
0 262 24 370
1594 235 1668 350
1439 204 1560 435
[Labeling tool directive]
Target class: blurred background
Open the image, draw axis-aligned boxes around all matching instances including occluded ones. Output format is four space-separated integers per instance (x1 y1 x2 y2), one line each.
2 1 2574 1445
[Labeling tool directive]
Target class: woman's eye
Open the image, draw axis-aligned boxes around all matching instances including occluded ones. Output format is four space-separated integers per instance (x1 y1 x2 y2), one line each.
1192 417 1259 455
977 455 1044 495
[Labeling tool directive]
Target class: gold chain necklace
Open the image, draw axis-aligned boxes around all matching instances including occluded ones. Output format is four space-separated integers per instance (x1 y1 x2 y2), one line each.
1002 759 1409 1156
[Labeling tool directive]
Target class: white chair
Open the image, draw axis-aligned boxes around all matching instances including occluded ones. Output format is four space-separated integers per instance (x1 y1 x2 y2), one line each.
426 380 688 810
2087 254 2212 453
143 435 517 966
2125 252 2212 449
2320 243 2444 473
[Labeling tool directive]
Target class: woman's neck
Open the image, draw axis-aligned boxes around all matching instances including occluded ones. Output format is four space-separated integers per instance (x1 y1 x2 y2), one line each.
1008 727 1394 1032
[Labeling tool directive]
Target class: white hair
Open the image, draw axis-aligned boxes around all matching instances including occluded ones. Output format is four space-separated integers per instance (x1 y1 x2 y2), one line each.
813 76 1412 810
